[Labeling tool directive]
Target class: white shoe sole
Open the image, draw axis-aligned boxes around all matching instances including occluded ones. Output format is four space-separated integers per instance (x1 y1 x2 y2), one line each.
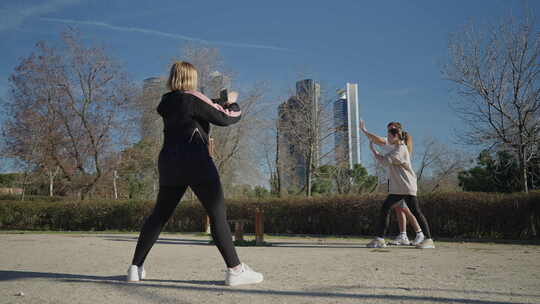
226 277 263 286
388 241 410 246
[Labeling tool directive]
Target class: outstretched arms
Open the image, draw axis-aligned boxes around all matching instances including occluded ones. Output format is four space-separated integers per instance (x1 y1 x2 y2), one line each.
360 119 386 146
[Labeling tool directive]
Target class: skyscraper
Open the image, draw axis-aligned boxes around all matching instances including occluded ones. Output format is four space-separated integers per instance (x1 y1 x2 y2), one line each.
334 83 361 169
277 79 320 195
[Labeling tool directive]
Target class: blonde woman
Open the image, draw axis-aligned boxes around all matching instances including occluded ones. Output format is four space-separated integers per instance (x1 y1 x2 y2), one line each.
127 61 263 286
360 120 434 249
360 121 425 246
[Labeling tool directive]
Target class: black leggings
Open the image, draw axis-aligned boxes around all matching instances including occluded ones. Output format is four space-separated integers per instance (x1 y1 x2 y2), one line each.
377 194 432 239
131 179 240 268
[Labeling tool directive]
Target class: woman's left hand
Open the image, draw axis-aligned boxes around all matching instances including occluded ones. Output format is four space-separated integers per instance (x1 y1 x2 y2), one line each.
360 119 368 134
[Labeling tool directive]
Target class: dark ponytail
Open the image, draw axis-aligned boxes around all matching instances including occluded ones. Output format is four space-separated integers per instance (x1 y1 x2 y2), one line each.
401 131 408 142
401 131 413 155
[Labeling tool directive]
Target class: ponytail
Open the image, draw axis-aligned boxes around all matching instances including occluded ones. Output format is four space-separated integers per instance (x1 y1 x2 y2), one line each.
402 131 413 155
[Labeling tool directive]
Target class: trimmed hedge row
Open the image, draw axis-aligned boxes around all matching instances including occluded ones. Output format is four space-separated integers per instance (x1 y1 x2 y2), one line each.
0 194 66 202
0 192 538 239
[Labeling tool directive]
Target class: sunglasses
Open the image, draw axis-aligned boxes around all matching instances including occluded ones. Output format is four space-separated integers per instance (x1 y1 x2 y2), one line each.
388 128 399 136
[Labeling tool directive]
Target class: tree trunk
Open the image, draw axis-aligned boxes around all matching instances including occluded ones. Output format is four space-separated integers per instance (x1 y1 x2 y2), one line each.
305 146 313 197
113 170 118 200
20 171 29 201
519 145 529 193
517 145 537 237
49 170 54 197
275 126 282 197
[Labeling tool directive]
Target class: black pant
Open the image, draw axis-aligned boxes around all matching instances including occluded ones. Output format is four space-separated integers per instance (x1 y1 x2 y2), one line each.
131 179 240 268
377 194 432 239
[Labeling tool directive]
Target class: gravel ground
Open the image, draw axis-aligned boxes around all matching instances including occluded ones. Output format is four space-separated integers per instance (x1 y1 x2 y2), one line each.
1 232 539 304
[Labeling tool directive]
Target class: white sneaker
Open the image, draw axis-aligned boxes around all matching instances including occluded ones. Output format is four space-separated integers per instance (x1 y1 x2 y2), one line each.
415 238 435 249
388 234 410 246
225 263 263 286
411 233 425 246
138 265 146 280
127 265 140 282
366 238 387 248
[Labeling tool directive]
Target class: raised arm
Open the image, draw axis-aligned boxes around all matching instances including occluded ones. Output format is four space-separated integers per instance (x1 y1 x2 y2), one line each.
187 91 242 126
360 120 386 146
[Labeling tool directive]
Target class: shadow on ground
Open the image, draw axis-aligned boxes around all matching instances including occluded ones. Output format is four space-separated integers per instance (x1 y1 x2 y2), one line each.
1 270 538 304
97 235 413 249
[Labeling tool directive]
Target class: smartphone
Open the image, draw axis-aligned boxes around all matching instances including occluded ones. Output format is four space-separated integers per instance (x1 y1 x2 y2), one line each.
219 89 228 103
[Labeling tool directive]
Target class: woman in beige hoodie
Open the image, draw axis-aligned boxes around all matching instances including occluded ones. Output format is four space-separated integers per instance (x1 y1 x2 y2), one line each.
361 120 435 249
362 121 425 246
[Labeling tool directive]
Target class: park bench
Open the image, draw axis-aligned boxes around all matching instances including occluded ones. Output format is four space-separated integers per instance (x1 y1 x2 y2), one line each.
204 208 265 244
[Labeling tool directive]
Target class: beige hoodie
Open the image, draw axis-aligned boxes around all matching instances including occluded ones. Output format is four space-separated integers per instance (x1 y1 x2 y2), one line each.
378 143 417 196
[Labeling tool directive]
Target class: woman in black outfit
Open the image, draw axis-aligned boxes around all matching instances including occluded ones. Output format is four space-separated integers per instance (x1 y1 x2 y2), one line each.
127 61 263 286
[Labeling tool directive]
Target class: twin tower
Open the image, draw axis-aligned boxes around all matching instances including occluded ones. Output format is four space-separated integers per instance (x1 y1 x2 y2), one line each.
140 76 361 195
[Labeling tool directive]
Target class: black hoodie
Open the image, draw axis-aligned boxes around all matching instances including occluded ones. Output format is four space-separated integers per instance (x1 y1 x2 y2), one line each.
156 90 241 186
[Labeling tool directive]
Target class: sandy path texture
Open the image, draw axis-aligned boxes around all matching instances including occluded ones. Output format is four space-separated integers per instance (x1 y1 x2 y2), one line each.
1 233 539 304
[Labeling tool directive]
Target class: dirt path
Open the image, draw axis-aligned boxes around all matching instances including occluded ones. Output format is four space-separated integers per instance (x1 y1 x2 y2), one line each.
1 233 539 304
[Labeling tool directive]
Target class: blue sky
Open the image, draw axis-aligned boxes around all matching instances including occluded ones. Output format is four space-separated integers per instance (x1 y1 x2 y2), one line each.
0 0 538 173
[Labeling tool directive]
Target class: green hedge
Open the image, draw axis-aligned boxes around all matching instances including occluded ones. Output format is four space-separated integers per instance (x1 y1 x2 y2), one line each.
0 194 65 202
0 192 538 239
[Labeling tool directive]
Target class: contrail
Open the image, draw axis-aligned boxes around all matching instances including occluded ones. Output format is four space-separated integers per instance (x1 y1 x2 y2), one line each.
0 0 83 31
40 17 290 51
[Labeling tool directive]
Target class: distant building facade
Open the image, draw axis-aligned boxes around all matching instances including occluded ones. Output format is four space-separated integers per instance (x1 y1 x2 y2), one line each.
277 79 320 194
333 83 361 169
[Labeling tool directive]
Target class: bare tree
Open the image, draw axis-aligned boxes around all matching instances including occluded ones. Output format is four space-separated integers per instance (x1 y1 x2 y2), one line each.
276 79 337 196
179 45 267 193
212 85 264 186
257 106 280 195
2 29 139 199
415 137 469 192
442 10 540 193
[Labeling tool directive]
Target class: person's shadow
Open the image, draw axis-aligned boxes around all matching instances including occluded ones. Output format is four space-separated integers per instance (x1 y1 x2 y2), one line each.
0 270 125 282
1 270 538 304
0 270 224 285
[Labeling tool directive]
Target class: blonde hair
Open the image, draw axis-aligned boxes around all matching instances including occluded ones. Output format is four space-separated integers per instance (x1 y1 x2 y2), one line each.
167 61 198 91
387 121 413 155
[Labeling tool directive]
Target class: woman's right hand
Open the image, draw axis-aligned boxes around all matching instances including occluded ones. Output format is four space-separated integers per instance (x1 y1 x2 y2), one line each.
227 91 239 104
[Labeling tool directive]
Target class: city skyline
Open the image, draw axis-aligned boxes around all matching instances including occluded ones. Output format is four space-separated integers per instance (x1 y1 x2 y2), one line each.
1 1 538 179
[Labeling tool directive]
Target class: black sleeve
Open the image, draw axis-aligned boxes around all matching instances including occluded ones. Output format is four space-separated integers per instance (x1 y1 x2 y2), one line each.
192 95 242 127
211 97 228 107
211 93 239 111
223 102 240 112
